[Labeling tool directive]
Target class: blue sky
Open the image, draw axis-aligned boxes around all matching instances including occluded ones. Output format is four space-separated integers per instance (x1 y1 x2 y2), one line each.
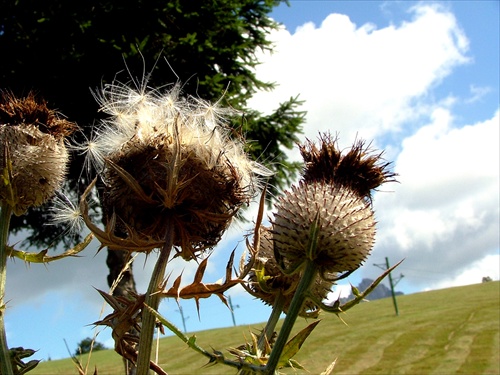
4 0 499 363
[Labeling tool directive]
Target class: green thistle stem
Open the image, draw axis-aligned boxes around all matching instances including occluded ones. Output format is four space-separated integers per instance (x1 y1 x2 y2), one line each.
258 292 285 351
264 260 317 374
0 204 13 375
264 212 321 374
136 225 175 375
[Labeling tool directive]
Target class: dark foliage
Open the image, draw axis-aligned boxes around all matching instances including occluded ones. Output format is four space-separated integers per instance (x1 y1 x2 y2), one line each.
0 0 305 248
74 337 106 356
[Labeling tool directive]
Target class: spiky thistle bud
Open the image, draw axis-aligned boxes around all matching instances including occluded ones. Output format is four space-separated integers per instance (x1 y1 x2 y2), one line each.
271 134 395 277
0 91 75 215
81 81 269 259
246 226 333 318
273 182 375 276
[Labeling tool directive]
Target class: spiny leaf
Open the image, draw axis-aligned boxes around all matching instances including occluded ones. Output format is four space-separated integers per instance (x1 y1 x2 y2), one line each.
351 283 362 298
93 289 145 335
7 233 93 264
194 256 209 283
277 320 321 369
17 360 41 375
306 211 321 261
239 185 267 278
2 145 17 207
171 273 183 298
161 251 243 315
8 347 40 375
341 259 404 312
320 259 404 316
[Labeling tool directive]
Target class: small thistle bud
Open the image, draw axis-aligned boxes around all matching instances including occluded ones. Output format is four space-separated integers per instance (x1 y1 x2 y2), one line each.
82 81 269 259
0 91 75 215
272 181 375 276
246 226 333 318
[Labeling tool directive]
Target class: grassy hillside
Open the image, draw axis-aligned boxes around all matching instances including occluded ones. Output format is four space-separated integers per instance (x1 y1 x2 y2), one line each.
31 281 499 374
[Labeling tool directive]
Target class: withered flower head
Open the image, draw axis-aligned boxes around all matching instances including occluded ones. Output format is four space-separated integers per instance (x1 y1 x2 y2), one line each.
0 91 75 215
81 81 269 259
272 182 375 277
299 133 397 200
246 226 333 318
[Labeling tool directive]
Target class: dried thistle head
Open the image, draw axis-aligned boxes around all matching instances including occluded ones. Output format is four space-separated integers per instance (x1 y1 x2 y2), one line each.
246 226 333 318
82 81 269 259
299 133 397 200
272 182 375 277
0 91 76 215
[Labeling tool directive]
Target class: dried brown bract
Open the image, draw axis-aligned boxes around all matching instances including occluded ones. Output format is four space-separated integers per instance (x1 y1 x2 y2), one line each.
299 133 397 200
0 91 76 138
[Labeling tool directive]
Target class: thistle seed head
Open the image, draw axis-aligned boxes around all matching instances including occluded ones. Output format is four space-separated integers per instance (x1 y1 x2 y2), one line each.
272 181 375 276
84 81 268 259
0 91 75 215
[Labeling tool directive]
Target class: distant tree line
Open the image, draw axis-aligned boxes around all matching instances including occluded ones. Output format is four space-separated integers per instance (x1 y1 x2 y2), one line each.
75 338 106 356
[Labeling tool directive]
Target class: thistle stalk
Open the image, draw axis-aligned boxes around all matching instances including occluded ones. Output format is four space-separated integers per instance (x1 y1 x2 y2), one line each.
0 204 13 375
136 224 175 375
260 213 320 374
264 259 317 374
237 293 286 375
258 292 286 351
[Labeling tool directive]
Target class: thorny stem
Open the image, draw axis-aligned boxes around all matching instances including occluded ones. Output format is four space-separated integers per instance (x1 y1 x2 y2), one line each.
0 204 13 375
263 213 321 374
264 260 317 375
136 224 175 375
238 293 286 375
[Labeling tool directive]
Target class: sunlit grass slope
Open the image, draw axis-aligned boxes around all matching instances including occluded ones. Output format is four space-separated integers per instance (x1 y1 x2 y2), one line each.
31 281 499 374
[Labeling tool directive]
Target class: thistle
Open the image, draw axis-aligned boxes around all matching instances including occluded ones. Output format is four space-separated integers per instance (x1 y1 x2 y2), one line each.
240 134 397 374
0 91 76 215
77 77 270 374
273 134 397 277
0 91 77 375
81 81 269 259
299 133 396 200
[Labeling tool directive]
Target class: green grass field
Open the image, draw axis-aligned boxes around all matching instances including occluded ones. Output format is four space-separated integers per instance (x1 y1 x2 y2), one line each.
31 281 499 374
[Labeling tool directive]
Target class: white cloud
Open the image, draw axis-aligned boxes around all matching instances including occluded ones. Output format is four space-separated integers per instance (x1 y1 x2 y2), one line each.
374 110 499 288
466 84 492 104
424 253 500 291
326 284 353 301
249 3 469 158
